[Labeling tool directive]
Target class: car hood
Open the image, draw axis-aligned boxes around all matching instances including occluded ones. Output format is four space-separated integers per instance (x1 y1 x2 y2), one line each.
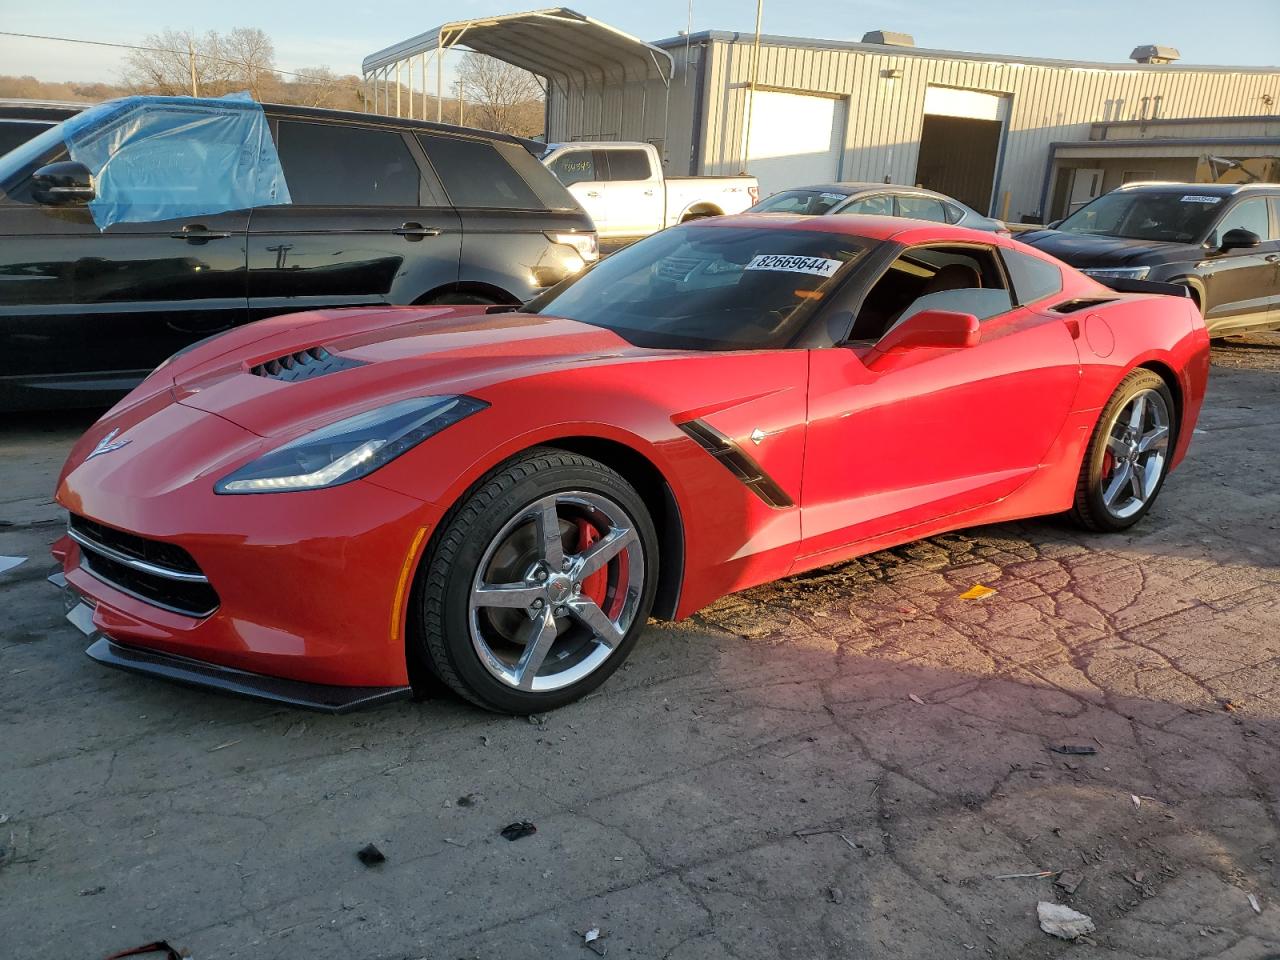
1020 230 1195 267
159 306 654 439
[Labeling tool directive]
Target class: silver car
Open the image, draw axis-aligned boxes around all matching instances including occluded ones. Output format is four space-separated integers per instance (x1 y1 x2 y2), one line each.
747 182 1010 234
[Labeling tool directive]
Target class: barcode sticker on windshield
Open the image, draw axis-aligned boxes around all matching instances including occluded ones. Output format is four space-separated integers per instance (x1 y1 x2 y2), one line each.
745 254 841 277
1180 195 1221 203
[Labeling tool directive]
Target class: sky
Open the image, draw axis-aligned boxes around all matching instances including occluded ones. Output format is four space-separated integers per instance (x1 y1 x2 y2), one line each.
4 0 1277 85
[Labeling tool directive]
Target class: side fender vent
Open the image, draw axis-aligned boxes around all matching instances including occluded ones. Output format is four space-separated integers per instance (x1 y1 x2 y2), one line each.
250 346 367 382
678 419 795 509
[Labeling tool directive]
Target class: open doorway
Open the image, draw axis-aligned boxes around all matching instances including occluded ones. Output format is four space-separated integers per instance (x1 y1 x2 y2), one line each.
912 86 1008 215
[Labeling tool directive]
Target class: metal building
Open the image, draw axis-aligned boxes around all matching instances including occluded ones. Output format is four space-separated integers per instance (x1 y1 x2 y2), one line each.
364 8 1280 223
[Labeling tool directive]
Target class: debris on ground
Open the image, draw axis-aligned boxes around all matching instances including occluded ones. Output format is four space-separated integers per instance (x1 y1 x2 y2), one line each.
578 926 607 956
994 870 1059 880
1049 744 1098 756
103 942 186 959
500 820 537 841
908 693 926 705
209 739 240 752
1037 901 1096 940
1248 893 1262 913
0 556 27 575
827 886 844 904
1054 871 1083 895
959 584 996 600
1131 794 1142 808
78 885 106 896
356 843 386 866
457 793 481 807
527 714 544 725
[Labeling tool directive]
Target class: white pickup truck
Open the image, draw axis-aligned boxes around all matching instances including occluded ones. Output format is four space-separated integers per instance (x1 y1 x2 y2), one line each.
542 141 758 244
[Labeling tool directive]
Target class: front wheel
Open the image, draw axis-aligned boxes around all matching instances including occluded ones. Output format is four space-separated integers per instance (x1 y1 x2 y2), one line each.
1070 369 1176 532
413 448 658 713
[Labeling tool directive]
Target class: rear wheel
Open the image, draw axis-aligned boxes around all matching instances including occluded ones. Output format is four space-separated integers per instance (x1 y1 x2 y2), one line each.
413 448 658 713
1070 369 1176 532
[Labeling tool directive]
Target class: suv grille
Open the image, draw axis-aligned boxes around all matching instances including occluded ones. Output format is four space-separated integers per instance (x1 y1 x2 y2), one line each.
68 514 219 618
250 346 366 382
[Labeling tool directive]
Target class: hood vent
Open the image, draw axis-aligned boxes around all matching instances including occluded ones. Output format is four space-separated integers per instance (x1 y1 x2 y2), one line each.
250 346 367 382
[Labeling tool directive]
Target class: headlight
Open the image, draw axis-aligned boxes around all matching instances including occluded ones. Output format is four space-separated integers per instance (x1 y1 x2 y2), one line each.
1083 266 1151 281
215 395 487 494
546 231 599 263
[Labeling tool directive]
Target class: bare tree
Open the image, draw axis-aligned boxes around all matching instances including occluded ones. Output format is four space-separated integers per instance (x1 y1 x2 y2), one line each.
121 29 226 96
455 52 544 136
222 27 275 100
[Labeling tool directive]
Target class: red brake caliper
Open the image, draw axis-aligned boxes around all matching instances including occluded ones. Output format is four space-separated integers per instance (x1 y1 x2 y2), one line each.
574 519 609 608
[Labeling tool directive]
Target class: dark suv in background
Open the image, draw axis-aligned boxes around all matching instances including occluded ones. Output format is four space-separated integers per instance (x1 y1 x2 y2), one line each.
1022 182 1280 337
0 99 596 410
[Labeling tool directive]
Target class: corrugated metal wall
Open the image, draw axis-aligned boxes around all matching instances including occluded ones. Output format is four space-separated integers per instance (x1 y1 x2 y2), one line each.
548 35 1280 222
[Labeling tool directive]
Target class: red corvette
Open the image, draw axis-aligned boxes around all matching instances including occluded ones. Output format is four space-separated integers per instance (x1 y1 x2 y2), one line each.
51 215 1210 713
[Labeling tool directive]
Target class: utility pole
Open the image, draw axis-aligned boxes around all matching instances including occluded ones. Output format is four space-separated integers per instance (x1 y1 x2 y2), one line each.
187 36 198 97
740 0 762 173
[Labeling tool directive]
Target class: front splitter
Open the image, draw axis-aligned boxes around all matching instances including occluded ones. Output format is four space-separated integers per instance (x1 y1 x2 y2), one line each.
53 570 411 714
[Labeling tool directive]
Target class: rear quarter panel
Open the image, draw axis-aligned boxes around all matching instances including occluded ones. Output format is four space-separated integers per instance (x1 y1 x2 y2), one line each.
1060 293 1209 469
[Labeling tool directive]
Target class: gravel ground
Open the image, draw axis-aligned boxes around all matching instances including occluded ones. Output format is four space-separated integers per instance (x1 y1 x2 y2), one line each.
1 334 1278 959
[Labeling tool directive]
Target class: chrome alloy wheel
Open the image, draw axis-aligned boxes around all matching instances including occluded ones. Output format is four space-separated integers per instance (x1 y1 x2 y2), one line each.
1100 387 1172 520
468 491 644 692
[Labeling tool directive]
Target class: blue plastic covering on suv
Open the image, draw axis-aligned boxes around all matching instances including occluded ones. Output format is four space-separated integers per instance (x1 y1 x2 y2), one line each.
61 93 290 229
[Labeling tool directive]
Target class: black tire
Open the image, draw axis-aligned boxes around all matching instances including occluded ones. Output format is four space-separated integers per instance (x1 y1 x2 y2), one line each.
1069 369 1177 532
412 447 659 713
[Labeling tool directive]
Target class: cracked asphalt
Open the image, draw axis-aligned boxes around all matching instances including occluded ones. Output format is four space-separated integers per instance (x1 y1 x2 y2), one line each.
2 335 1279 960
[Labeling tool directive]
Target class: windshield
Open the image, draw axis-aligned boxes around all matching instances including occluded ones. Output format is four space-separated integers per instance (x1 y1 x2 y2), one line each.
1057 191 1223 243
523 223 869 350
749 188 850 216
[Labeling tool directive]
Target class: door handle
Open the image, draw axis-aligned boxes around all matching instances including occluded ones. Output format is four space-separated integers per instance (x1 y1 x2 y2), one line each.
585 191 601 198
643 189 654 196
393 222 442 240
171 224 231 242
1265 254 1280 263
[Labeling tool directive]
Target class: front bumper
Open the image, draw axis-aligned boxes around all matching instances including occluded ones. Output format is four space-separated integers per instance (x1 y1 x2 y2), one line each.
51 568 412 713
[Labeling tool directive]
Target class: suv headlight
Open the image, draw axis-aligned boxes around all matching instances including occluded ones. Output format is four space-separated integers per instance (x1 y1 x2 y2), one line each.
1083 266 1151 280
215 395 487 494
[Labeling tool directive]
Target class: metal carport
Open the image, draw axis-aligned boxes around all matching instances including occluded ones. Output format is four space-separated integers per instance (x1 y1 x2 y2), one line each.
361 7 674 142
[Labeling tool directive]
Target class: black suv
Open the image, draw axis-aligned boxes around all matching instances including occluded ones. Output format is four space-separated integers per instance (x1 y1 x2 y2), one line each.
1022 182 1280 337
0 99 595 410
0 100 83 156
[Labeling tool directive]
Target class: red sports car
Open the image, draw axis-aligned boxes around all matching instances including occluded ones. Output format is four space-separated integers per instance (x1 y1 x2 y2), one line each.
51 215 1210 713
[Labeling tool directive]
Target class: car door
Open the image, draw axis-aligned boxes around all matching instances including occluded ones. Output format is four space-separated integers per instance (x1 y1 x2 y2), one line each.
1199 196 1280 332
799 242 1080 562
546 148 608 233
246 117 462 321
0 120 248 403
600 147 662 237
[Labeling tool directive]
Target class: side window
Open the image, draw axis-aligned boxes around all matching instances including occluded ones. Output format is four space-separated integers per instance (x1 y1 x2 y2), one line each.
1213 198 1273 243
942 202 965 224
548 150 598 186
418 134 542 209
841 195 893 216
276 121 419 206
849 245 1014 341
603 149 653 182
896 195 947 222
1001 248 1064 304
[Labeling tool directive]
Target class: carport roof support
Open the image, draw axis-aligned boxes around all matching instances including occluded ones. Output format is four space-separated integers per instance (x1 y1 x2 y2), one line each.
361 7 675 87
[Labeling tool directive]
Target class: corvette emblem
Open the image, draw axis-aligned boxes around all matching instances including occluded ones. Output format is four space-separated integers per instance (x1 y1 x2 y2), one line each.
749 428 768 445
85 428 131 462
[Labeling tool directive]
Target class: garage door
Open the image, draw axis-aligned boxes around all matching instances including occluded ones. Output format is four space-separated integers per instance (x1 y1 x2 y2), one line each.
742 89 846 197
913 86 1009 214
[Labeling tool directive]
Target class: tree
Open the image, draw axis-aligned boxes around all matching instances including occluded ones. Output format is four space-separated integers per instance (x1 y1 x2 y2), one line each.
120 28 274 99
455 52 544 137
222 28 274 100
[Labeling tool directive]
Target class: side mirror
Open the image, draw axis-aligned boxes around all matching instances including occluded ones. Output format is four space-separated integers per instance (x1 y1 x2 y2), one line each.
875 309 981 353
31 160 95 205
1219 227 1261 252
